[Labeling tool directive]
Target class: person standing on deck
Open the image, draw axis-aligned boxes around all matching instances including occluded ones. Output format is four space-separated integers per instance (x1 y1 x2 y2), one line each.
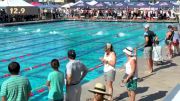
46 59 64 101
122 47 138 101
100 43 116 100
66 49 88 101
143 24 157 73
165 25 174 59
172 26 180 55
0 62 32 101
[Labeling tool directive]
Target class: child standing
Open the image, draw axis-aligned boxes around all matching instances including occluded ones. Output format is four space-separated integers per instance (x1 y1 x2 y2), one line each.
46 59 64 101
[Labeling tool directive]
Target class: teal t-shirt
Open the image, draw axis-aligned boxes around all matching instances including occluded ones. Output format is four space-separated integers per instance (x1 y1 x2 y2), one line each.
47 71 64 100
0 75 32 101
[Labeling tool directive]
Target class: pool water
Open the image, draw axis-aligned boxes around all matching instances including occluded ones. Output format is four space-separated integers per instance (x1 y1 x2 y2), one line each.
0 21 173 100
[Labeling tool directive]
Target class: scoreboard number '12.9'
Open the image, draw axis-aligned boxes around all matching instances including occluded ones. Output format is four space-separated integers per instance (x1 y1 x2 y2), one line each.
9 8 26 14
6 7 39 15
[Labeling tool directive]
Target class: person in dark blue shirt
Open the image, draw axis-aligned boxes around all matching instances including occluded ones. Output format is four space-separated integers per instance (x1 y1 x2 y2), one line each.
143 24 157 74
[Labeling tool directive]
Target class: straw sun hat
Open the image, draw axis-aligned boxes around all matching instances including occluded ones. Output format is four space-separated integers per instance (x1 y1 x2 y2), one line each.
123 47 133 56
88 83 111 96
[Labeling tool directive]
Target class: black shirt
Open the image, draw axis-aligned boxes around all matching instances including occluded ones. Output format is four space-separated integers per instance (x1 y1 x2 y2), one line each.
144 30 156 47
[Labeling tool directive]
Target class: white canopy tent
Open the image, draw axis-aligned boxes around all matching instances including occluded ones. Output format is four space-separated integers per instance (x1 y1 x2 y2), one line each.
0 1 7 8
0 0 33 7
61 3 75 8
86 0 98 6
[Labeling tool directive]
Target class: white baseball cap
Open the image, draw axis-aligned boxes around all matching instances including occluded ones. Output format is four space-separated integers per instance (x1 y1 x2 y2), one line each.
144 24 150 28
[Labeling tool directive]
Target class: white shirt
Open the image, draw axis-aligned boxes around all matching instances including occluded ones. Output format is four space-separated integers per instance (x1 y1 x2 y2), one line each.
125 57 138 80
103 52 115 72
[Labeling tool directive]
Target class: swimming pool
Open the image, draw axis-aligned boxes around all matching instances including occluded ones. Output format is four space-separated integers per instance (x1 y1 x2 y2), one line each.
0 21 172 100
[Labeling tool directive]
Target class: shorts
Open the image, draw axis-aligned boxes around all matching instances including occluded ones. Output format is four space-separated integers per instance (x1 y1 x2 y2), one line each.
104 70 116 82
66 84 81 101
126 79 137 91
144 47 153 59
165 39 172 45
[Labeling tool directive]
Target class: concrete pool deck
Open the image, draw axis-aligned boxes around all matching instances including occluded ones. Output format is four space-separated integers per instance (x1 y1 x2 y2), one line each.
81 48 180 101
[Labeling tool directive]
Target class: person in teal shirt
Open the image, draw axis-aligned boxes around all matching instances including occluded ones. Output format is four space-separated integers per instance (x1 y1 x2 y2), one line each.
1 62 32 101
46 59 64 101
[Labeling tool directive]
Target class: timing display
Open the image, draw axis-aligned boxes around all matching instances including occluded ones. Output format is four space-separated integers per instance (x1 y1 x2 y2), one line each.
6 7 39 15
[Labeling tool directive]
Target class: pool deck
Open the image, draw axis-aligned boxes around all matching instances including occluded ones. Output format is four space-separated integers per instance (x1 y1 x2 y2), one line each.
0 19 178 27
81 48 180 101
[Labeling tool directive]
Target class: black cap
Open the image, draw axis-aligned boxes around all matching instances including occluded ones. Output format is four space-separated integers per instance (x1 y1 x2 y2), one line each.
168 25 173 29
68 49 76 59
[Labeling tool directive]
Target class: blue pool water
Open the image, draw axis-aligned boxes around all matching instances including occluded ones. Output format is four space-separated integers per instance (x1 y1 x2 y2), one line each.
0 21 173 100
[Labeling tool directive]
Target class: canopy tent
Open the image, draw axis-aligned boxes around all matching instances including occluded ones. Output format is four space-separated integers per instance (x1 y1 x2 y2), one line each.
38 4 61 9
71 1 91 8
114 2 127 8
31 2 42 6
61 3 75 8
151 2 177 8
134 2 150 8
172 1 180 6
90 2 109 9
126 2 135 8
0 1 6 8
1 0 33 6
104 2 113 7
127 2 150 8
86 0 98 6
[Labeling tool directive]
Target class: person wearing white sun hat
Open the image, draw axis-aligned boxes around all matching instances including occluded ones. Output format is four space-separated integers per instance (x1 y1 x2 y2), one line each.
87 83 111 101
122 46 138 101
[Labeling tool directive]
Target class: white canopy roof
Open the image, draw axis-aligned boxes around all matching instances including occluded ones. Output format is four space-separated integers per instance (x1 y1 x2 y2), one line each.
86 0 98 6
0 0 33 7
61 3 74 8
0 1 7 7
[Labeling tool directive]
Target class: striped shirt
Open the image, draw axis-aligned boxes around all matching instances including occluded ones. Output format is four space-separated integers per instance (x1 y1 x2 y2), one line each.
0 75 32 101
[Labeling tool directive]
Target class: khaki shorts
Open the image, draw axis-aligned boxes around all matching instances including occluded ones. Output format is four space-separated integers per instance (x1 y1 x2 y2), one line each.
104 70 116 82
144 47 153 59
